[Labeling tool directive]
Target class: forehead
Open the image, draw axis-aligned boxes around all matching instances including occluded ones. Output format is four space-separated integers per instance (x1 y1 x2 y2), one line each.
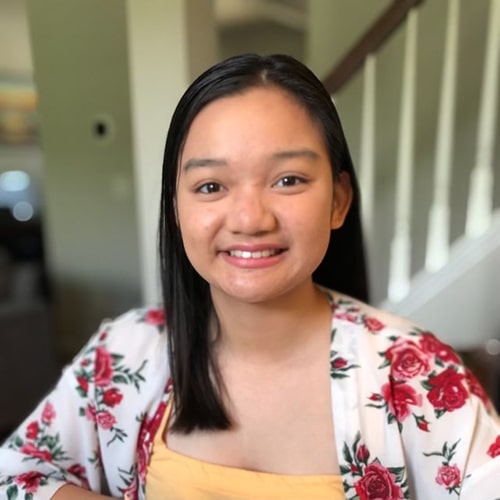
180 87 326 160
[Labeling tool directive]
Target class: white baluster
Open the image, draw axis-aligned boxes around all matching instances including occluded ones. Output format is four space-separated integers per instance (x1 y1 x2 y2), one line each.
388 9 418 303
466 0 500 238
425 0 460 272
359 54 376 247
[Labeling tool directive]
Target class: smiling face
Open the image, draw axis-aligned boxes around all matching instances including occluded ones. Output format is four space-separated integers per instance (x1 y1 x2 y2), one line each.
176 86 351 305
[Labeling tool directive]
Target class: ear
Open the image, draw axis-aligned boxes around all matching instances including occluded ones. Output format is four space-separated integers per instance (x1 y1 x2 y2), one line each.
330 171 353 230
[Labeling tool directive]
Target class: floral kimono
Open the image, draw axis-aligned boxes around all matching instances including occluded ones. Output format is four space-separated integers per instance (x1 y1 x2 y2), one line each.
1 289 499 499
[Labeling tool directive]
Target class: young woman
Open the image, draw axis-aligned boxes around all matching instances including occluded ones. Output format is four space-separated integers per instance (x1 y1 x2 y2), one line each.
0 54 499 500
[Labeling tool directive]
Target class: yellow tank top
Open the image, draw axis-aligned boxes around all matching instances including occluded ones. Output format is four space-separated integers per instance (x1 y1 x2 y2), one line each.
145 399 344 500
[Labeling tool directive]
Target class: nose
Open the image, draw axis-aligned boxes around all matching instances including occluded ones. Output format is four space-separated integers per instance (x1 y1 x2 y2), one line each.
226 188 277 235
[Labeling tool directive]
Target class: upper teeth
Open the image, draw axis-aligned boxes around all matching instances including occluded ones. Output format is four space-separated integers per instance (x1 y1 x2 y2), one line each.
229 249 278 259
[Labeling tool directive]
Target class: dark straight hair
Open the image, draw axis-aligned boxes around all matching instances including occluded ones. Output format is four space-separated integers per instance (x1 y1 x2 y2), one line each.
159 53 369 433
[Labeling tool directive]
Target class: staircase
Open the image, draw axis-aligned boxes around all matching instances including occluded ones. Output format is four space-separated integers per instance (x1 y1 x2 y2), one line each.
322 0 500 351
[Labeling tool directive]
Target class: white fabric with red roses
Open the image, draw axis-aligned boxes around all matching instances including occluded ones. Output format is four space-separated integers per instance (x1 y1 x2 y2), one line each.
0 288 499 499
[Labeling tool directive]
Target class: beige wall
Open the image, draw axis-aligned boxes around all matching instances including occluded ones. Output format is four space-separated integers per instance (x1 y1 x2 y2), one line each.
26 0 141 356
307 0 391 78
0 0 32 75
219 21 304 62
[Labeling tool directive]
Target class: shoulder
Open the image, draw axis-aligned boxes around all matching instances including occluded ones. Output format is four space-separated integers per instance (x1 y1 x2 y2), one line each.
326 288 487 403
71 306 170 395
328 287 494 416
327 288 430 347
89 306 167 354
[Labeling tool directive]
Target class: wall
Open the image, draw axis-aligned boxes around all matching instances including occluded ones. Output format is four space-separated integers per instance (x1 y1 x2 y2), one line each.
307 0 391 78
219 21 304 62
0 0 32 76
26 0 142 357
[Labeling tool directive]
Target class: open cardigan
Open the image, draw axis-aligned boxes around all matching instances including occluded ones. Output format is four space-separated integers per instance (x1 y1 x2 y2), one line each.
1 289 499 499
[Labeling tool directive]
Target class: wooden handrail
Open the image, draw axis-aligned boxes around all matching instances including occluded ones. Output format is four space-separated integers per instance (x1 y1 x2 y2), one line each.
322 0 425 95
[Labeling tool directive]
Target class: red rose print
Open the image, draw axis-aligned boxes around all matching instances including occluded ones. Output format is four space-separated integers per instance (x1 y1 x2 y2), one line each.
354 462 404 500
14 471 43 494
41 401 55 424
68 463 86 476
369 393 383 402
436 464 461 489
99 331 107 341
416 417 430 432
419 333 460 363
94 346 113 387
122 478 138 500
102 388 123 408
332 357 348 370
356 444 370 463
26 421 39 440
137 404 167 484
386 340 431 380
136 400 168 479
140 401 167 446
68 463 90 489
487 435 500 458
85 404 97 422
465 368 490 407
427 367 468 412
145 308 165 326
364 317 385 332
336 312 358 323
77 376 89 394
137 441 148 482
382 381 423 421
350 463 360 474
96 410 116 430
21 442 52 462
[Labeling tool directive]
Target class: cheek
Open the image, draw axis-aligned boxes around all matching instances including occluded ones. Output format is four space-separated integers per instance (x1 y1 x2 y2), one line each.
294 193 334 233
177 203 220 244
282 206 332 261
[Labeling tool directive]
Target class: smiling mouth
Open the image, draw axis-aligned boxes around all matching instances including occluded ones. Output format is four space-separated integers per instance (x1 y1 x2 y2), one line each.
227 249 285 259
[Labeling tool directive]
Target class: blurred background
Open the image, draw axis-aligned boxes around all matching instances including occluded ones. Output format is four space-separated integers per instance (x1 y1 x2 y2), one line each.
1 0 499 436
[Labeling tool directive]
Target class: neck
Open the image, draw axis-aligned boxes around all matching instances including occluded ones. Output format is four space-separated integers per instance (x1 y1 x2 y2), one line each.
211 282 331 365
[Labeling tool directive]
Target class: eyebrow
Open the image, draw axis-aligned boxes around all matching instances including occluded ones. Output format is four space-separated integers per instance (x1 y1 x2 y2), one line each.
182 148 321 172
182 158 227 171
271 148 321 161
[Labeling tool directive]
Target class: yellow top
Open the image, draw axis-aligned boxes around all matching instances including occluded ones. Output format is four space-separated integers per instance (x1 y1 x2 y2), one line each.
145 400 344 500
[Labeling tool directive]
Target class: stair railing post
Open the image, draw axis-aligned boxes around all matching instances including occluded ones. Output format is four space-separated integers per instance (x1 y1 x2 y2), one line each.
465 0 500 238
359 54 377 251
425 0 460 272
388 8 419 303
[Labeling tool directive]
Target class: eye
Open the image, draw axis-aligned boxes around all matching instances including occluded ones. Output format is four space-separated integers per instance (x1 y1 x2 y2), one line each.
196 182 223 194
274 175 306 188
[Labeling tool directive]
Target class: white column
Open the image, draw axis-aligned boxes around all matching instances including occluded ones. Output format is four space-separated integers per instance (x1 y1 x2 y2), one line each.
388 9 419 303
465 0 500 238
425 0 460 272
359 54 377 248
125 0 217 304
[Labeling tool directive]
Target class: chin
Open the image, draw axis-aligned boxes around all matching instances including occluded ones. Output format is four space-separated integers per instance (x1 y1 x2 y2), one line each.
211 279 311 305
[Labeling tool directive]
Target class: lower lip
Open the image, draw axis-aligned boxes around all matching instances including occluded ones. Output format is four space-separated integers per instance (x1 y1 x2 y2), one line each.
221 251 287 269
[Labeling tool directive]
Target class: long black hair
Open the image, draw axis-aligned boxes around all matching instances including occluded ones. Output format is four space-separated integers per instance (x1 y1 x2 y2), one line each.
159 53 368 433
